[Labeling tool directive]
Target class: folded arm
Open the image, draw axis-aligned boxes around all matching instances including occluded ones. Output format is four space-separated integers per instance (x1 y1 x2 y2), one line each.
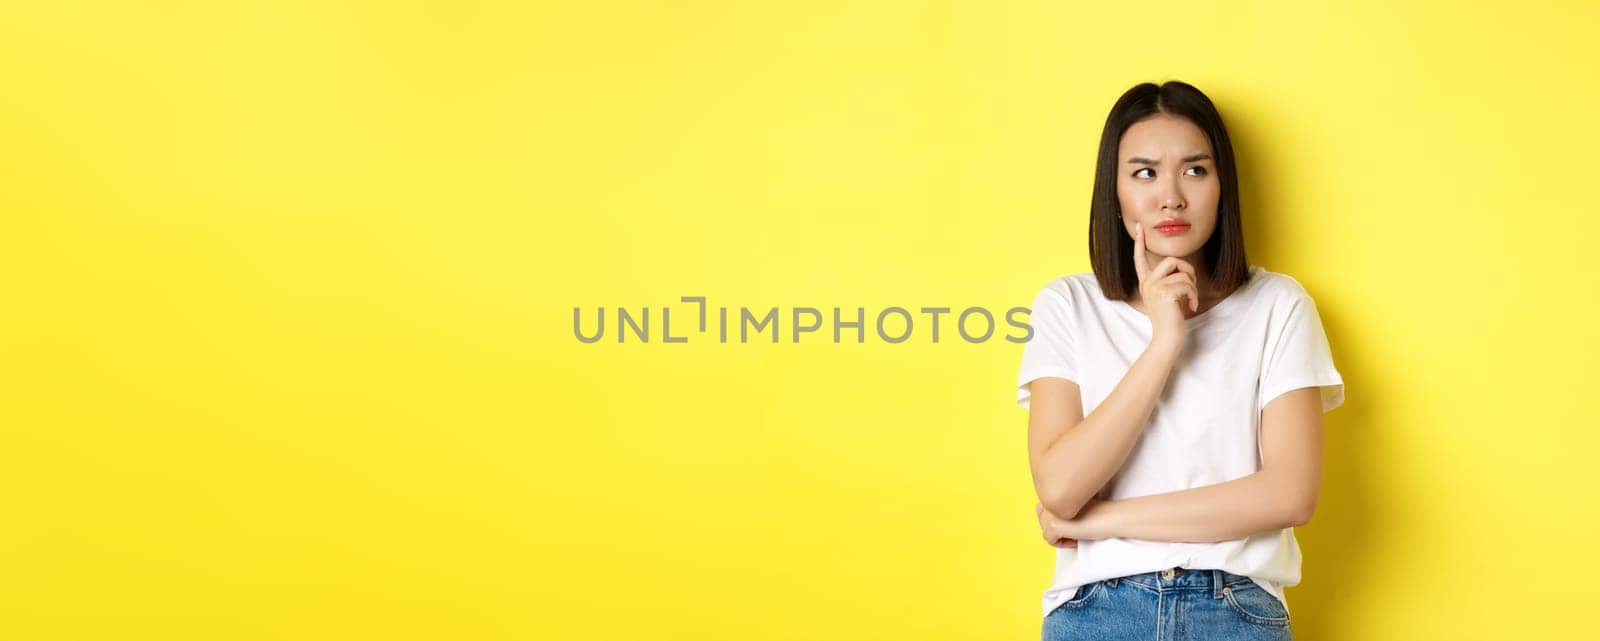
1061 386 1326 543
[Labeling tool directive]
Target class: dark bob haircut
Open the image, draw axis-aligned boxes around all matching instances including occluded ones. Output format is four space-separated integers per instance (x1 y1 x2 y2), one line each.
1088 80 1250 302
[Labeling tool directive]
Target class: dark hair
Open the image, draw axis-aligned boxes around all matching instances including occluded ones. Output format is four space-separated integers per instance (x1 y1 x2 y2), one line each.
1087 80 1249 301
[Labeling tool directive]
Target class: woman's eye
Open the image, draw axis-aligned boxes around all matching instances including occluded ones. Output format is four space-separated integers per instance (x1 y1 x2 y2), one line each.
1133 167 1206 179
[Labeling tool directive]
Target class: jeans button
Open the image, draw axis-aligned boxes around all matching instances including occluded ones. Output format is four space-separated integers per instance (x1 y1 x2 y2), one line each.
1161 568 1175 580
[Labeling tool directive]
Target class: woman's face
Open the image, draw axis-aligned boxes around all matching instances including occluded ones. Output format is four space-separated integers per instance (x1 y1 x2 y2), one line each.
1116 114 1220 262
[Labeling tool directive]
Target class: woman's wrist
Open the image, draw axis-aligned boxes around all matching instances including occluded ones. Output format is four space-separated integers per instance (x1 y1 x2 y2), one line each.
1076 498 1122 540
1146 334 1184 361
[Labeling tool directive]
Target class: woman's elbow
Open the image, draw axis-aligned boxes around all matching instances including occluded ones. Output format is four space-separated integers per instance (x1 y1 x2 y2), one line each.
1285 498 1317 527
1039 484 1091 521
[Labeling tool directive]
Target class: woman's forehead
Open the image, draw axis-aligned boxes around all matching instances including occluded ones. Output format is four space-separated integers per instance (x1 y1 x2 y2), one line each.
1119 116 1211 158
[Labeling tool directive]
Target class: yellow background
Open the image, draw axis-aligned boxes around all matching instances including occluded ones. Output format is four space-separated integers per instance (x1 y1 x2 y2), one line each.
3 1 1596 639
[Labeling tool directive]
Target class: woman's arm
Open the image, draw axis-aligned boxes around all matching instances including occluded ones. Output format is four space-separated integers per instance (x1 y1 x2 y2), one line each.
1027 336 1183 520
1046 386 1326 543
1065 471 1302 543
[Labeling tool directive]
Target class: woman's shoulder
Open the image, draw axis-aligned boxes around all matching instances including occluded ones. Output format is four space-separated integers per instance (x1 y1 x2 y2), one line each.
1243 265 1321 306
1029 271 1102 305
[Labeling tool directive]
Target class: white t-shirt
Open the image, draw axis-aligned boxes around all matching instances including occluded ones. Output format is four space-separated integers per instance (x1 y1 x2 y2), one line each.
1016 264 1344 619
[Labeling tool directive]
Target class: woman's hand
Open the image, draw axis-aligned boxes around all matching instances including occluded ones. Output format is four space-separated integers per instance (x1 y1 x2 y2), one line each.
1131 222 1200 349
1036 502 1078 548
1037 500 1114 548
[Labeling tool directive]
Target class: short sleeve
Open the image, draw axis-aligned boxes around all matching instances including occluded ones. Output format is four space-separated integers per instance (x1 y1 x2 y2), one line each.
1259 290 1345 414
1016 281 1078 409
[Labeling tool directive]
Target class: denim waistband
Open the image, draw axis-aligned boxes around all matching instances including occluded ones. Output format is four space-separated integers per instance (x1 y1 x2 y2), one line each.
1101 567 1259 599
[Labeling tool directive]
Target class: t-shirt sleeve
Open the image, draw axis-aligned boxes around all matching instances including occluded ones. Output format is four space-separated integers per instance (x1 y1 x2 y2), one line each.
1016 281 1078 409
1259 290 1345 414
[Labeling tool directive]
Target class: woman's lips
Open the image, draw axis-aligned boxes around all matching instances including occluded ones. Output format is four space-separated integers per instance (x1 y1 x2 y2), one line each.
1154 224 1190 235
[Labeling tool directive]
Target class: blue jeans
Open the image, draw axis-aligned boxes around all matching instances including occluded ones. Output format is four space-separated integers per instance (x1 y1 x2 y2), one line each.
1043 567 1292 641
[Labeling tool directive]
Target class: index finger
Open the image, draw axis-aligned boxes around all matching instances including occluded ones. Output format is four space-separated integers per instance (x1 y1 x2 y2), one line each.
1132 222 1148 282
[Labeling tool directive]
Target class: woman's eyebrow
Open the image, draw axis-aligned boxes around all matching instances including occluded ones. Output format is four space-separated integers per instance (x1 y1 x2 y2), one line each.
1126 153 1212 164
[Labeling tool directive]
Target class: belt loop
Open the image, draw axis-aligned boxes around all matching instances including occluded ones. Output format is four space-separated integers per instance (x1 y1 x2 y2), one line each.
1212 570 1224 599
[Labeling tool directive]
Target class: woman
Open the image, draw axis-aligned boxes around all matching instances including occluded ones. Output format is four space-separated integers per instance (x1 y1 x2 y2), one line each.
1016 80 1345 641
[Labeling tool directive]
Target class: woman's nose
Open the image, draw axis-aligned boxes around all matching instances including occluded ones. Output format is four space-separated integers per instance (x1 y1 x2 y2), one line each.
1160 178 1185 210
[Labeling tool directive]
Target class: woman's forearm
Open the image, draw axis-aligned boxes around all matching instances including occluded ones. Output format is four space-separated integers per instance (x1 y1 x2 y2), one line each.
1075 469 1305 543
1035 338 1182 519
